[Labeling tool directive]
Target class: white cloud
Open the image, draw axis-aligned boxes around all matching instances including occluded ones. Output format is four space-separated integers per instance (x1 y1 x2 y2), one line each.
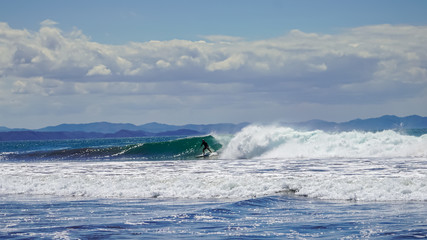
156 60 171 68
1 21 427 127
308 63 328 72
11 76 67 96
40 19 58 27
202 35 244 43
87 64 112 76
207 54 246 71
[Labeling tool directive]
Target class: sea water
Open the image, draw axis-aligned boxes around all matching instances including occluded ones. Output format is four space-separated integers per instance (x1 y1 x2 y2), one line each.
1 126 426 239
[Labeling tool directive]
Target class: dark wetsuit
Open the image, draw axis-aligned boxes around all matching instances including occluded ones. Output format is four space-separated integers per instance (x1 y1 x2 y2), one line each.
201 140 212 154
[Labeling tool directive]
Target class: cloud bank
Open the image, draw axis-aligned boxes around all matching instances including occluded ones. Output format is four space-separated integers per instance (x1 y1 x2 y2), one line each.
0 21 426 127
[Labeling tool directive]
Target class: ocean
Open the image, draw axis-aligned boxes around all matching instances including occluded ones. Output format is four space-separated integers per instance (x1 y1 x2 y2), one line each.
1 125 426 239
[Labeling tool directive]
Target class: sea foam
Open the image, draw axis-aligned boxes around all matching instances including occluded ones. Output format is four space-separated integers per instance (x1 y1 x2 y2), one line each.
220 125 427 159
1 156 426 201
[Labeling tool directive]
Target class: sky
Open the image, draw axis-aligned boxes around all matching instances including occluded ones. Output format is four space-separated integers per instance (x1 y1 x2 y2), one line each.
1 0 427 128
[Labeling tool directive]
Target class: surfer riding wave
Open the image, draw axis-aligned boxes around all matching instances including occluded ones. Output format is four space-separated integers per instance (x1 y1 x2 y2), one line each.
200 139 212 154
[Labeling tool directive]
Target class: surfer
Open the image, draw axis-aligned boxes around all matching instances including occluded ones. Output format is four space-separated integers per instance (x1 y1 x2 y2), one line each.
200 139 212 154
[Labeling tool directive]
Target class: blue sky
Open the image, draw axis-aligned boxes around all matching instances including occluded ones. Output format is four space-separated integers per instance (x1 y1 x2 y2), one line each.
3 0 427 43
1 0 427 128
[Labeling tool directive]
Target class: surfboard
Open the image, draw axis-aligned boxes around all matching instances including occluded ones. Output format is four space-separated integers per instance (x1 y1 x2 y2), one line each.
196 152 218 158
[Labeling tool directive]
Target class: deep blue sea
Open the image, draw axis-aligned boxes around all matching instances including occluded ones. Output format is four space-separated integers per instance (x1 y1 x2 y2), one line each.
1 126 426 239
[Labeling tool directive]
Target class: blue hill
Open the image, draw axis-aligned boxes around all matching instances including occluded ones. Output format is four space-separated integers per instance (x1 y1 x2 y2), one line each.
0 115 426 141
34 122 249 134
289 115 427 131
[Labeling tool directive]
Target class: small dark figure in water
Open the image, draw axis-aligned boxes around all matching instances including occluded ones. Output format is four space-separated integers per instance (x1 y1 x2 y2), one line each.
200 139 212 154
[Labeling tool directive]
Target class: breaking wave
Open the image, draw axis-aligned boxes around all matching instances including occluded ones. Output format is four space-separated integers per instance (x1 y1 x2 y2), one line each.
220 125 427 159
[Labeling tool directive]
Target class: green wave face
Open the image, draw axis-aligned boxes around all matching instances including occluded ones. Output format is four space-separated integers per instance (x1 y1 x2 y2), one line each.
119 135 222 160
1 136 222 161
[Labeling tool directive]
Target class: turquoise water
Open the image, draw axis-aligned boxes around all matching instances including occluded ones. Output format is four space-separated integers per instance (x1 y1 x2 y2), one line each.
0 135 221 161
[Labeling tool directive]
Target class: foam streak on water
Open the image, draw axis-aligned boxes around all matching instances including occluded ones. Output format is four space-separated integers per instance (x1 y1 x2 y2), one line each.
1 156 426 201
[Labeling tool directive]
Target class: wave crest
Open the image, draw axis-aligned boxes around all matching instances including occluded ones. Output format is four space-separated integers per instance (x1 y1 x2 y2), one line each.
221 125 427 159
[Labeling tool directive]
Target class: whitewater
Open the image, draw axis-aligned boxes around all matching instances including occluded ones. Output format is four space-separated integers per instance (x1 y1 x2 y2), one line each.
1 125 427 238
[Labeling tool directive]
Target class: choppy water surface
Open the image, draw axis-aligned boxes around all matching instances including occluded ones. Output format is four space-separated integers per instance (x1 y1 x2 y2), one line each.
1 195 426 239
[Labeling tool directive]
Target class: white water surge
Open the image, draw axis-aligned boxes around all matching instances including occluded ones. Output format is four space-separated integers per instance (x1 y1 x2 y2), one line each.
0 157 426 201
220 125 427 159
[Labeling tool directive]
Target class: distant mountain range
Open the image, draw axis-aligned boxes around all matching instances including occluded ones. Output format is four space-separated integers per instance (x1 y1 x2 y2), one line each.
0 129 201 142
287 115 427 131
0 115 426 141
18 122 249 134
0 122 249 141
